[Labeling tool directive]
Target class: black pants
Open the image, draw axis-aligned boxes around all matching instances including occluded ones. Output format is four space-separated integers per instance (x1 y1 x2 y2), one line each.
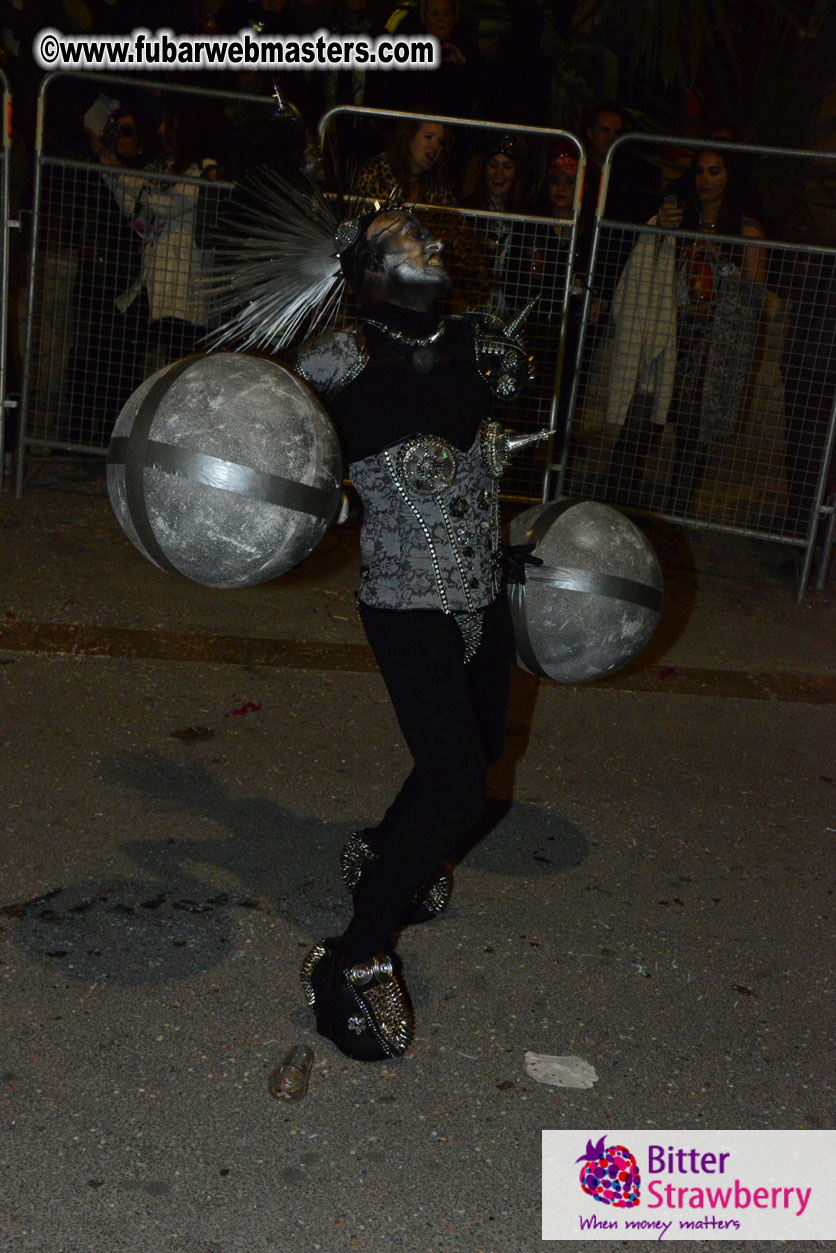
338 593 514 961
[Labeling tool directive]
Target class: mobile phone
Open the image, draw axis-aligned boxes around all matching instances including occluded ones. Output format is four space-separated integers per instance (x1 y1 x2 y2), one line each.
664 192 680 208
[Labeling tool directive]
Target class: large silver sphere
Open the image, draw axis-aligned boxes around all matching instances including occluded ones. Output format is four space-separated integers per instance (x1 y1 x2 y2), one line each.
508 499 663 682
107 353 342 588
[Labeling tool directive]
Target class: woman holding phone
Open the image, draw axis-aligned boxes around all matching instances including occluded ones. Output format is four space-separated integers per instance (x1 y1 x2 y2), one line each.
655 148 766 509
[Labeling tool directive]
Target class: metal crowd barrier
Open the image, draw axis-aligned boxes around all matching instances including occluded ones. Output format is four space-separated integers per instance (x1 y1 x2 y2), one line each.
16 89 836 600
14 70 277 496
558 134 836 601
318 105 585 501
0 69 12 490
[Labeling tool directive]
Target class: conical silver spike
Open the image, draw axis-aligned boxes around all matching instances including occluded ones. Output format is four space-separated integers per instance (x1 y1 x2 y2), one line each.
505 295 540 339
504 427 551 456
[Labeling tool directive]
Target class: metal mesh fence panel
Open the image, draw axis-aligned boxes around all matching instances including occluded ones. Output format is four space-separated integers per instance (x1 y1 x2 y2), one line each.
19 98 836 594
20 94 586 506
564 221 836 540
16 72 275 491
22 157 233 451
559 136 836 597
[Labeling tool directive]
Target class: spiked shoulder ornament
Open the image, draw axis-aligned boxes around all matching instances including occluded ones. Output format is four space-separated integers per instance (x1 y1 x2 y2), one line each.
456 296 538 399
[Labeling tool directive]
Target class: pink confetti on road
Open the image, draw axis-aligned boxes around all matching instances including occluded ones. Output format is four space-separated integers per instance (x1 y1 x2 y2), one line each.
226 701 262 717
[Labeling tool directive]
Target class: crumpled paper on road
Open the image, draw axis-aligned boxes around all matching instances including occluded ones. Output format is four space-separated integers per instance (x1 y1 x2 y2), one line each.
524 1051 599 1089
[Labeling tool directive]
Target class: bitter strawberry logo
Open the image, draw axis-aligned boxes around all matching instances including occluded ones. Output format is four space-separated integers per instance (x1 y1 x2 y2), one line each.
577 1136 641 1207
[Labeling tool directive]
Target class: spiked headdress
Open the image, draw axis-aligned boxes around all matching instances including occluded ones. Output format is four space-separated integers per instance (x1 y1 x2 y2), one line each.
207 170 400 352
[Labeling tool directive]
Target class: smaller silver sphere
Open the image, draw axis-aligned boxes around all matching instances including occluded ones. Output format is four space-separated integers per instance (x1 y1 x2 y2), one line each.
508 500 664 682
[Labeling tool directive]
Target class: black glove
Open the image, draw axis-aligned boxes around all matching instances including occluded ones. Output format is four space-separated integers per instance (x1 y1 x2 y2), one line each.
503 543 543 583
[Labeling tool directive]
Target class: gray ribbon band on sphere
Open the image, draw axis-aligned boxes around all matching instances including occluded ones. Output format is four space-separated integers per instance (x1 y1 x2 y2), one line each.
522 566 663 615
508 580 551 679
108 438 337 520
108 355 203 575
506 499 584 676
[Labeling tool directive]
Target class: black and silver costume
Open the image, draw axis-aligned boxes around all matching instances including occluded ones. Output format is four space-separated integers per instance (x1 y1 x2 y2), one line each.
295 297 537 1058
210 179 541 1061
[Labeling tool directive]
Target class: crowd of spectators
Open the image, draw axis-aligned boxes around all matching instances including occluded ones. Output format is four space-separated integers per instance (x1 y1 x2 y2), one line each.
2 0 833 544
32 75 647 446
0 0 758 239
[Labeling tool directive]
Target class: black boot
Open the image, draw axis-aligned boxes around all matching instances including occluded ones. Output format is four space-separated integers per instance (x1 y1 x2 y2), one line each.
300 939 414 1062
340 833 453 926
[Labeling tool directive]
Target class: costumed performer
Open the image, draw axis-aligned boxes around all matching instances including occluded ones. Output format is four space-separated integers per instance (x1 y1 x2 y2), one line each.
211 176 544 1063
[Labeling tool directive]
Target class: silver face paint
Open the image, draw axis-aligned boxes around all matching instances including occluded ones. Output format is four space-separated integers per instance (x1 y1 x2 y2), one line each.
362 211 452 310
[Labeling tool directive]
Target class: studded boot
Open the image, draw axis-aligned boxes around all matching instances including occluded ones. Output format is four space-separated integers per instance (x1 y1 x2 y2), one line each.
300 939 414 1062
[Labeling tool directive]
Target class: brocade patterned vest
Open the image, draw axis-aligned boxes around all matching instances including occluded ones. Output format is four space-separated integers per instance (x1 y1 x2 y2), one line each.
350 427 502 612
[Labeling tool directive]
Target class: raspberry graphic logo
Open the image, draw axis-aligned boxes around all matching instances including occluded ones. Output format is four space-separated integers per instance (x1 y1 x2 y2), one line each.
577 1136 641 1207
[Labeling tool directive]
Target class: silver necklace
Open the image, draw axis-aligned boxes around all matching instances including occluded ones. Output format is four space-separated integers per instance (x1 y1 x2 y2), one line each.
362 318 446 348
363 317 446 373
